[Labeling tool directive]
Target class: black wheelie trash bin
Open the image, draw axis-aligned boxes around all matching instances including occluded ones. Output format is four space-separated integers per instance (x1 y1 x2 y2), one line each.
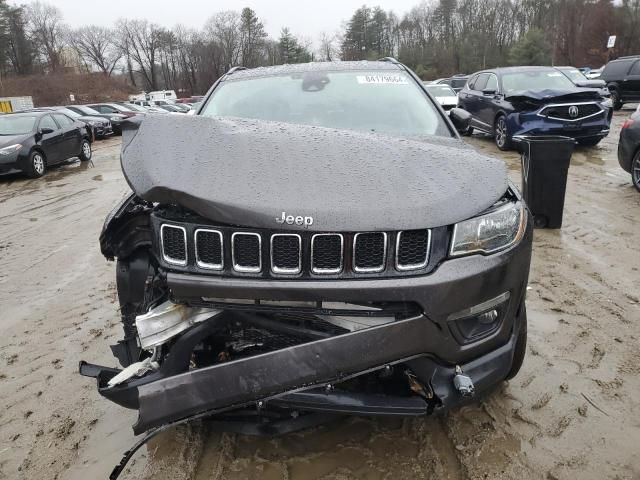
514 135 576 229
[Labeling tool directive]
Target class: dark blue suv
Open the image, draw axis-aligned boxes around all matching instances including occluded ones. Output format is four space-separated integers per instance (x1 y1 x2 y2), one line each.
458 66 613 150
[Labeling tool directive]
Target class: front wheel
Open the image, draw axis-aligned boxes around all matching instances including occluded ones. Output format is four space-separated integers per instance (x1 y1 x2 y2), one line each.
610 90 623 111
632 151 640 192
79 139 92 162
494 115 512 151
26 151 46 178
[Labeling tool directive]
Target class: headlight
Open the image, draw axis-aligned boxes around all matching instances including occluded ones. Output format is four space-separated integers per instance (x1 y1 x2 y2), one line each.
0 144 22 156
601 98 613 108
110 116 121 122
450 202 525 257
88 121 98 126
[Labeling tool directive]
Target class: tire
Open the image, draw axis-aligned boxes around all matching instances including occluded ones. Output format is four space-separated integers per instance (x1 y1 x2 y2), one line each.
577 136 602 147
610 90 623 111
494 115 512 151
79 138 92 162
632 151 640 192
506 303 527 380
26 150 46 178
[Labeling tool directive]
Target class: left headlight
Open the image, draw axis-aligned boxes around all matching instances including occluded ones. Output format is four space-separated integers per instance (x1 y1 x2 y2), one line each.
0 144 22 156
450 202 525 257
601 98 613 108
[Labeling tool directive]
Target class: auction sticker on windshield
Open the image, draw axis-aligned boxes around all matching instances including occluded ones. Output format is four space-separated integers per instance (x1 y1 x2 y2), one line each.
357 74 408 84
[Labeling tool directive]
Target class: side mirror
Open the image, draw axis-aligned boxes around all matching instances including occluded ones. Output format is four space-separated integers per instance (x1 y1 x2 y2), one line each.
449 108 472 133
39 127 55 135
482 88 497 96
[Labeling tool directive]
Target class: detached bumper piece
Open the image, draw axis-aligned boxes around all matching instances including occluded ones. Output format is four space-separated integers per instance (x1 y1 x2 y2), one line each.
80 312 516 435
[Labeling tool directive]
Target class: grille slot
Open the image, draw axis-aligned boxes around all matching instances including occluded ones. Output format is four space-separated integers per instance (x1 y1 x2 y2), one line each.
396 230 431 271
271 234 302 274
311 234 343 274
161 224 187 266
195 229 223 270
353 232 387 273
232 232 262 273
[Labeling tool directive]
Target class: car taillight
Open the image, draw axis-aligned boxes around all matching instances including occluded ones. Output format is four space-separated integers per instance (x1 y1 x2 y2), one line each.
622 119 635 129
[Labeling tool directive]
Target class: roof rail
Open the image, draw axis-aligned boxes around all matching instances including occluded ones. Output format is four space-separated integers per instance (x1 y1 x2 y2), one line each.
378 57 400 64
616 55 640 60
226 66 248 75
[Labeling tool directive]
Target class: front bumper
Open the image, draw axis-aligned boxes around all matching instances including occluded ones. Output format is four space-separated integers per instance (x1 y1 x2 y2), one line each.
508 108 612 140
83 216 532 434
0 152 22 174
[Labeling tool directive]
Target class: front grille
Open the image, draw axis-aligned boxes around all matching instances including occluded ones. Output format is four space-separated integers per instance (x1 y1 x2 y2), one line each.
232 233 261 272
353 233 387 272
311 234 343 274
396 230 430 270
271 234 301 274
195 229 223 269
540 103 602 121
156 220 435 278
161 225 187 265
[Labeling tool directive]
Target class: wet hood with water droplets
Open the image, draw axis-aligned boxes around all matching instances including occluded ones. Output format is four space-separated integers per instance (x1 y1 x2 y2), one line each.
120 115 508 231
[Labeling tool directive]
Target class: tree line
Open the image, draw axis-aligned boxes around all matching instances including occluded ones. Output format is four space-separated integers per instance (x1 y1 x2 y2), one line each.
0 0 639 97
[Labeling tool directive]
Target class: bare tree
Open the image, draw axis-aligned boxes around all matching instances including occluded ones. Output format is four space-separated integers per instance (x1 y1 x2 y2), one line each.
25 1 66 72
117 19 163 90
318 31 338 61
67 26 121 75
205 11 241 71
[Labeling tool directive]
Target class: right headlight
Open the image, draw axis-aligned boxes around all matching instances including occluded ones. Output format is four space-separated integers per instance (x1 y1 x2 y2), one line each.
450 202 525 257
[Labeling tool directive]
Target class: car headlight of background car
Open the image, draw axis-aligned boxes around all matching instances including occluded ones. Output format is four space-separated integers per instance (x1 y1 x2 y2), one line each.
0 144 22 156
110 116 121 122
450 202 525 257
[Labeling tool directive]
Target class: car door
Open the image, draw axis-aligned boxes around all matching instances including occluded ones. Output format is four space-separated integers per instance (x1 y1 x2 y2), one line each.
625 60 640 101
37 114 65 164
52 113 82 159
477 73 500 128
457 75 476 113
467 73 491 131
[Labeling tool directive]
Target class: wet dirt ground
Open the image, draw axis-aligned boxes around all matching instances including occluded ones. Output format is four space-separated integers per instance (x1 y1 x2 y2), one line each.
1 109 639 480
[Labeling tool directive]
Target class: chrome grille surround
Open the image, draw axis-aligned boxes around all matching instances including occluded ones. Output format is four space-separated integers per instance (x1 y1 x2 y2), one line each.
160 224 187 266
352 232 387 273
311 233 344 274
270 233 302 275
395 229 431 271
194 228 224 270
536 102 604 122
231 232 262 273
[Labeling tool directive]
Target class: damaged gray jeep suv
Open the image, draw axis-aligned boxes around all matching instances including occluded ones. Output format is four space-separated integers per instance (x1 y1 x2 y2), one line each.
81 60 532 459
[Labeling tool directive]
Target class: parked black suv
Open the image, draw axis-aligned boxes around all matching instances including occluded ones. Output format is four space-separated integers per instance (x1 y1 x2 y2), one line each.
81 61 532 472
600 56 640 110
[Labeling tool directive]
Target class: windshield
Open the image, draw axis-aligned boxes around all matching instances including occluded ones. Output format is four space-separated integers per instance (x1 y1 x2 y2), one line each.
125 103 147 112
58 108 80 118
75 106 101 115
201 70 450 137
560 68 587 83
0 115 37 135
502 70 576 92
426 85 457 96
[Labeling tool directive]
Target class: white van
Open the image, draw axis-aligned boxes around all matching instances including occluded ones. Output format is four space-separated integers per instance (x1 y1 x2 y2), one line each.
147 90 177 102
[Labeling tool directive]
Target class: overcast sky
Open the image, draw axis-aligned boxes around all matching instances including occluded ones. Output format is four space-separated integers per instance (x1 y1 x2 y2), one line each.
46 0 421 45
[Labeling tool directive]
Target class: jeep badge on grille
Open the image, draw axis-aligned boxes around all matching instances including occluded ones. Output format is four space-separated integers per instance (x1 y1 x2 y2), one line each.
276 211 314 228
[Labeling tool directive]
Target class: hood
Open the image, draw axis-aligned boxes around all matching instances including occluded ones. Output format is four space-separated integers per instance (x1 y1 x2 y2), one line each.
0 133 30 148
78 115 107 124
120 115 508 232
505 88 602 103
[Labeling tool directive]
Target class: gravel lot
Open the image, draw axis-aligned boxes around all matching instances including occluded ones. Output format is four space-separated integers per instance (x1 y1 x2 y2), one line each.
1 109 639 480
